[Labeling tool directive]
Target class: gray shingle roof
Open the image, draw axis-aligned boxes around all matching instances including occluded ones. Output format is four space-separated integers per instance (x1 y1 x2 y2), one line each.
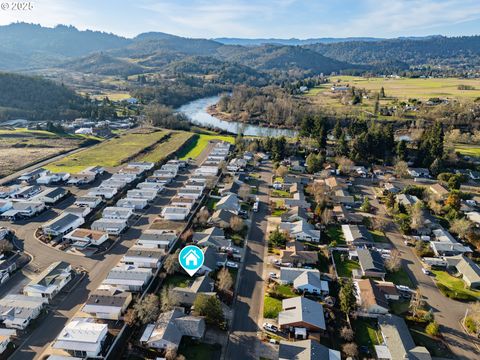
278 296 326 330
357 249 386 273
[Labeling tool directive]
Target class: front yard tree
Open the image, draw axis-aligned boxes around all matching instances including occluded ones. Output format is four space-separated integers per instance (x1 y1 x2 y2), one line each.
360 196 371 212
339 279 357 317
230 216 244 232
193 294 225 328
342 343 358 357
269 227 287 247
410 202 425 231
340 326 355 341
450 218 472 239
426 321 440 337
164 249 180 275
306 153 322 174
134 294 160 325
217 267 233 292
396 140 408 161
276 165 289 178
394 160 409 178
385 249 401 272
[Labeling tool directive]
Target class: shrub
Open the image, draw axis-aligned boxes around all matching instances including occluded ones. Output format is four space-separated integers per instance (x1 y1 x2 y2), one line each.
425 321 440 337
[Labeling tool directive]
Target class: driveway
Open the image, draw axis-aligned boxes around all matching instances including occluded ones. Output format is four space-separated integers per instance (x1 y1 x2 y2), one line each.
356 178 480 360
225 162 272 360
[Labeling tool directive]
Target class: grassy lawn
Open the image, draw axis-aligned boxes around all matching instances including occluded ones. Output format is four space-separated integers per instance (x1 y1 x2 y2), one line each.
385 268 414 288
206 197 219 211
432 270 480 301
275 284 296 298
352 318 382 351
271 189 292 198
317 250 330 273
139 131 194 163
178 133 235 160
263 295 282 319
333 251 360 277
390 300 411 315
324 225 346 245
178 337 221 360
271 208 287 217
273 176 284 183
410 327 453 358
455 144 480 158
370 230 389 243
162 273 191 288
45 130 169 173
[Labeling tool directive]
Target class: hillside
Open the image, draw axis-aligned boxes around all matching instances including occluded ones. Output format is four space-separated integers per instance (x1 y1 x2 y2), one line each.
63 53 145 76
0 72 90 120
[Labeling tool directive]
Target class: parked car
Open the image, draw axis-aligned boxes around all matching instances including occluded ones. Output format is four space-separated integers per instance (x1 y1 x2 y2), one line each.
422 268 432 275
263 323 278 333
226 261 239 269
269 272 278 279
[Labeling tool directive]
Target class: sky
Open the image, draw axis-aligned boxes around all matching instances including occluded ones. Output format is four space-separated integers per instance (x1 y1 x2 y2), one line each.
1 0 480 39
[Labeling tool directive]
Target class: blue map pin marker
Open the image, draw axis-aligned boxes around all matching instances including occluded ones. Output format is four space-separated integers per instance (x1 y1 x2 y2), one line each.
179 245 204 276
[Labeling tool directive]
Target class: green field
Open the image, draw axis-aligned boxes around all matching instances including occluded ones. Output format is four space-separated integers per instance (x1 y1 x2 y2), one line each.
326 76 480 100
179 133 235 160
455 144 480 158
139 131 194 163
432 270 480 301
45 130 169 173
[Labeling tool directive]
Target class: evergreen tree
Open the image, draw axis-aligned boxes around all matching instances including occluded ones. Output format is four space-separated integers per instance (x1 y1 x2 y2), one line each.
333 119 342 139
396 140 408 161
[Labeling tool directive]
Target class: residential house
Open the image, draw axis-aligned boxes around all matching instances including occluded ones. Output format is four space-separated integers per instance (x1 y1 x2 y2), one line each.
121 247 164 268
24 261 72 301
466 211 480 225
376 314 431 360
126 161 154 171
1 201 45 219
278 296 326 332
13 185 42 199
325 177 346 191
0 186 20 199
171 275 216 306
81 166 104 177
161 206 190 221
278 268 329 296
429 183 449 198
355 279 390 317
91 218 127 235
332 204 363 223
52 317 108 358
193 227 230 250
333 189 355 205
88 186 117 200
82 287 132 320
431 242 472 257
280 240 319 266
126 189 157 201
67 173 96 185
185 180 206 192
116 197 148 210
110 173 137 184
140 308 206 351
42 213 84 237
100 179 127 191
280 206 308 223
227 158 247 172
446 255 480 289
209 209 236 228
103 264 152 292
102 206 133 221
279 219 320 242
170 196 196 209
137 230 176 250
195 166 219 176
34 187 69 204
342 225 374 247
0 200 12 214
407 168 430 178
199 247 226 274
284 190 311 209
383 183 400 194
355 249 386 279
64 228 109 249
0 294 46 329
74 196 102 209
278 340 340 360
177 188 203 200
137 182 164 192
396 194 420 208
18 168 48 182
36 172 70 185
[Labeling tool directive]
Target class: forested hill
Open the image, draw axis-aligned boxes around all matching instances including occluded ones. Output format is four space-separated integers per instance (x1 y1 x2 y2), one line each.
0 73 91 121
307 36 480 69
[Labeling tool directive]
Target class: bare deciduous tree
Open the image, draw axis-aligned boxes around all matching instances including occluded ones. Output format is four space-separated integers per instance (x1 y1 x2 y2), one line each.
160 285 181 312
133 294 160 325
340 326 355 341
450 218 472 239
337 156 354 175
410 202 425 231
394 160 409 178
385 249 402 272
342 342 358 357
217 267 233 292
238 184 251 201
164 249 180 275
195 208 210 225
230 216 244 232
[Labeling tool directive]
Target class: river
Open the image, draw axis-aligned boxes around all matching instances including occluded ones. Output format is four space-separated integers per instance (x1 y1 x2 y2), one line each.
177 95 298 137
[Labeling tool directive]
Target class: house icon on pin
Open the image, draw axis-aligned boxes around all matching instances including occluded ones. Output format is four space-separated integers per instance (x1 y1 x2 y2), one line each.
183 249 201 267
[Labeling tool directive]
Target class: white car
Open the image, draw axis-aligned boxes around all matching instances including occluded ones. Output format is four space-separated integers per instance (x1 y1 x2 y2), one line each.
263 323 278 333
269 272 278 279
226 261 239 269
421 268 432 275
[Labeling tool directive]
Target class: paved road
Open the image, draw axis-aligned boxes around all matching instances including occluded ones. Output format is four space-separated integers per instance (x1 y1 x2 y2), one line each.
225 162 271 360
356 178 480 360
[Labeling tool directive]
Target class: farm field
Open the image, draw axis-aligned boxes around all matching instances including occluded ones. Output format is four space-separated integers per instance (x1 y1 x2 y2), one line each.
178 133 235 160
139 131 194 163
0 128 93 177
45 129 170 173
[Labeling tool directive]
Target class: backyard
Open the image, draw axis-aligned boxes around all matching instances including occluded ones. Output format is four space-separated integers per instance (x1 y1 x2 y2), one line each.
178 338 221 360
333 251 360 278
432 270 480 301
385 268 414 288
45 129 170 173
352 318 382 352
324 225 346 245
